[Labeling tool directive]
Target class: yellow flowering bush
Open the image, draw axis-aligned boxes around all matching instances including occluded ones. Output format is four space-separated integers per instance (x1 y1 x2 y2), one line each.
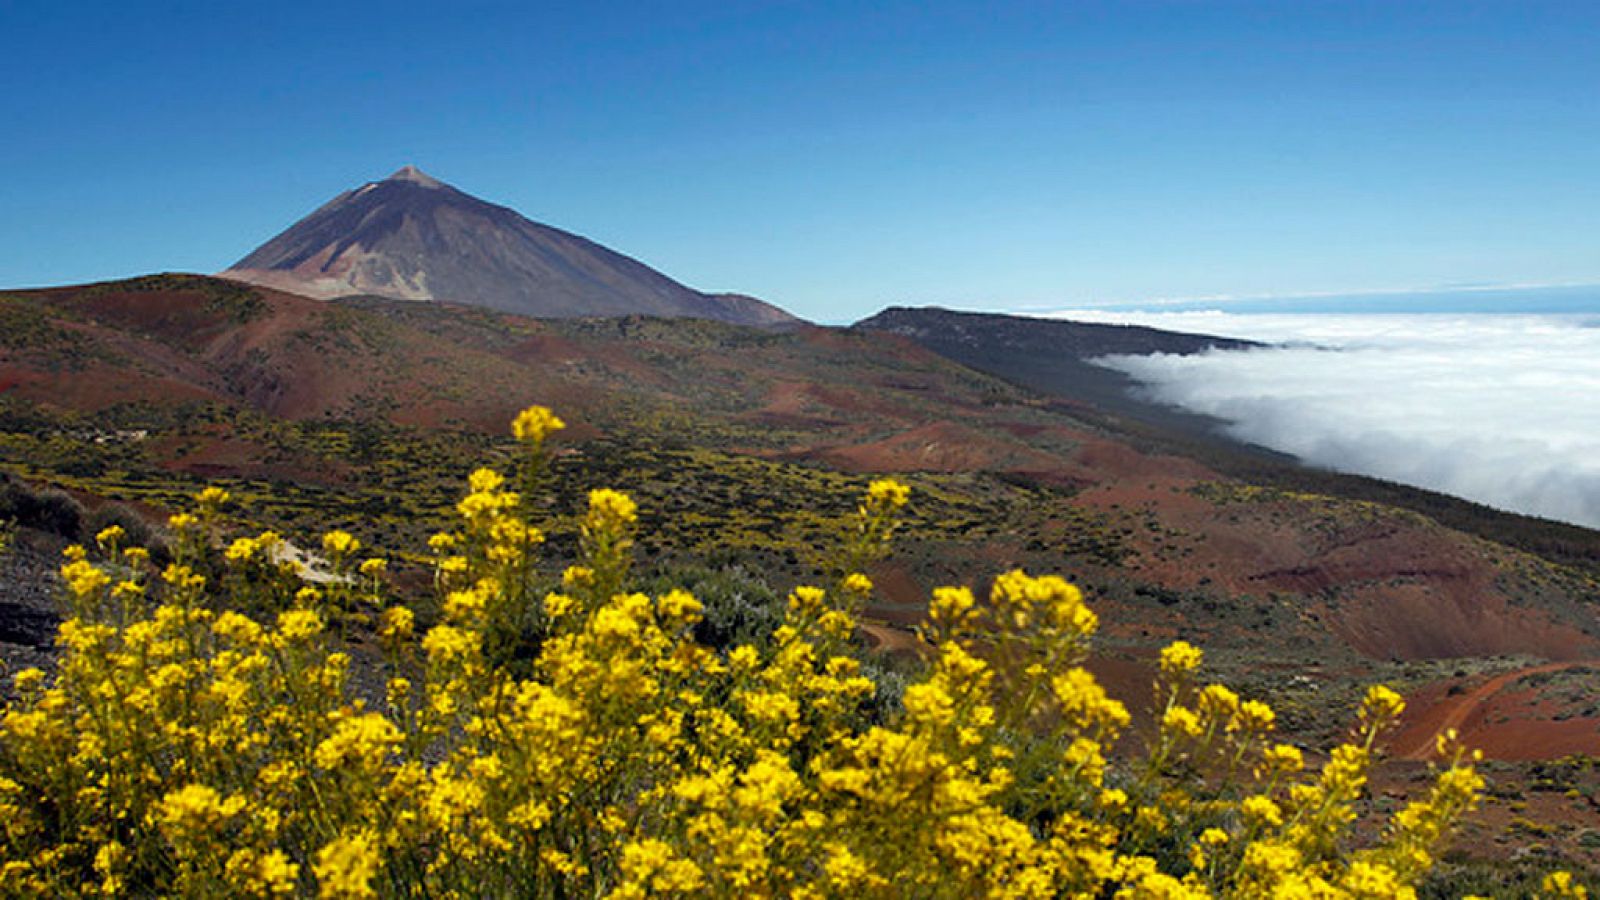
0 405 1528 897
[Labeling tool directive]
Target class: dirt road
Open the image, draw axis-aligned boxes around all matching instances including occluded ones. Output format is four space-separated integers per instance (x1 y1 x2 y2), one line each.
1390 661 1600 761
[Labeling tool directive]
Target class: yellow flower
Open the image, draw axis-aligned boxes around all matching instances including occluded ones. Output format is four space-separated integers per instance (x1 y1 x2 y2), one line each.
1162 705 1203 740
1066 737 1108 786
544 592 577 618
788 585 828 616
562 565 595 588
12 669 44 693
276 608 324 641
1232 699 1276 734
1159 640 1203 678
196 485 231 509
214 611 264 645
94 841 128 894
618 838 704 894
378 607 414 641
443 586 488 623
733 750 802 819
657 588 702 623
1361 684 1406 725
61 559 111 602
321 530 360 560
1543 871 1589 899
843 572 873 594
930 585 976 626
156 783 245 839
1240 794 1283 827
512 405 566 443
866 478 911 509
226 848 300 896
586 488 638 527
1052 668 1130 736
1343 860 1405 897
468 467 505 494
729 645 761 671
1198 683 1240 719
824 844 874 889
314 832 380 899
1259 742 1304 776
422 625 480 666
314 713 401 771
225 536 260 564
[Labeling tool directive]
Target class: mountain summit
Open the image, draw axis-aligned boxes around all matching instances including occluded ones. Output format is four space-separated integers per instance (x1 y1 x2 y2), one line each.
220 167 798 326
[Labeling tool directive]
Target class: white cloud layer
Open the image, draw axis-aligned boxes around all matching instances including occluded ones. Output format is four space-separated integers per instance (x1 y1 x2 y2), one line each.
1047 310 1600 530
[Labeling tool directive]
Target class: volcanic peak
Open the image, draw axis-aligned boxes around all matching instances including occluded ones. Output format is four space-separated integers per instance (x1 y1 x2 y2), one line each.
385 165 444 188
220 168 799 326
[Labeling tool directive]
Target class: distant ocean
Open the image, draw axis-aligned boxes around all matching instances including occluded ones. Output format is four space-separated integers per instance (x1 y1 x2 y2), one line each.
1043 286 1600 529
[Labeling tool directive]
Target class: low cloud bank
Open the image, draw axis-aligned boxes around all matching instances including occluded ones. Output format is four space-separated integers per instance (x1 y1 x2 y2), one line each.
1049 310 1600 530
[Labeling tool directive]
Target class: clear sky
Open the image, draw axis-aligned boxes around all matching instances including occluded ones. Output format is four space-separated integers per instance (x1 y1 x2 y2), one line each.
2 1 1596 322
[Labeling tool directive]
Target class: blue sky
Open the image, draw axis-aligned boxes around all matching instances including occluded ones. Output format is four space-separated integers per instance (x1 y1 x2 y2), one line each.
2 1 1596 321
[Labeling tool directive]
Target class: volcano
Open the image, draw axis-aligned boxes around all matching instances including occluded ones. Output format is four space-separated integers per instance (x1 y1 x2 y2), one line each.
220 166 798 326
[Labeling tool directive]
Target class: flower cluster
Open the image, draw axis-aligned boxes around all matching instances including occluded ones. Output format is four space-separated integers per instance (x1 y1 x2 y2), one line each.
0 405 1520 898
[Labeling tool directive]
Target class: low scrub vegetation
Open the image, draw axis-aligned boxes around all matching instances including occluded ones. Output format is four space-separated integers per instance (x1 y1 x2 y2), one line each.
0 407 1575 897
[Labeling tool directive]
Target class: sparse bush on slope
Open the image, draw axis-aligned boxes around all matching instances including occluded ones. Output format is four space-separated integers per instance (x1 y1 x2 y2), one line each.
0 406 1571 898
0 475 84 542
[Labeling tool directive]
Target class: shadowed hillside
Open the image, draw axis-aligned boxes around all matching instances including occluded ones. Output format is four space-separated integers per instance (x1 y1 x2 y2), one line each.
854 305 1259 431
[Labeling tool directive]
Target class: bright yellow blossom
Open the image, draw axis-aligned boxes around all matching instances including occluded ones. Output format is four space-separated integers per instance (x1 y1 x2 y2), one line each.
866 478 910 509
512 405 566 443
1159 640 1203 678
314 832 380 899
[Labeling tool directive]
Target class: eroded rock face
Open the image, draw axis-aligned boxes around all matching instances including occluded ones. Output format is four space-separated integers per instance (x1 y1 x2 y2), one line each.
223 166 799 327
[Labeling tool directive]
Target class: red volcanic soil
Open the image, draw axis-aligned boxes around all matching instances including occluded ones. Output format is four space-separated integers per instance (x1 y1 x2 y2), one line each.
817 421 1066 473
0 277 608 432
1070 436 1213 483
756 380 852 429
1392 662 1600 761
1074 477 1600 664
1327 580 1597 662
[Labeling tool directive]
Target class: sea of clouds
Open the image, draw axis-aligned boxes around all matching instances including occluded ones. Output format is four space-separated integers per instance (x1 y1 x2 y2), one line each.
1046 309 1600 530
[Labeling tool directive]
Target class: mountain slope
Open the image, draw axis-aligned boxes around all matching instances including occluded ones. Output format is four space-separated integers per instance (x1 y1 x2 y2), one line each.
854 306 1259 427
221 166 798 327
5 274 1599 687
